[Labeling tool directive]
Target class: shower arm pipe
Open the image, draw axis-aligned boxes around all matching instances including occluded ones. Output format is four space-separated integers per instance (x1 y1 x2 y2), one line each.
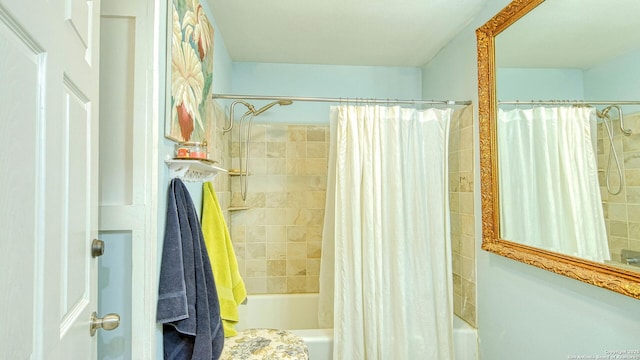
602 104 632 136
223 100 256 133
213 93 472 106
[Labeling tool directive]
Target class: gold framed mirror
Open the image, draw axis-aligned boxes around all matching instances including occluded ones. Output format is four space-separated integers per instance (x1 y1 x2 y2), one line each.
476 0 640 299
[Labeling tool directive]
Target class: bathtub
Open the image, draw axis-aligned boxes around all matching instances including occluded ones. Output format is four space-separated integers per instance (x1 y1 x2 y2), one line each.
236 293 478 360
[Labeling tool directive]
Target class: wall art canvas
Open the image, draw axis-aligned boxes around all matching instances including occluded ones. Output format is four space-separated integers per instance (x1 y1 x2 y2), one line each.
166 0 214 143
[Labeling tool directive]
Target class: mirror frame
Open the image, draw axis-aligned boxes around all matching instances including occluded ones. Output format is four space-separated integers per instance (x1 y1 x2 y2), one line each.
476 0 640 300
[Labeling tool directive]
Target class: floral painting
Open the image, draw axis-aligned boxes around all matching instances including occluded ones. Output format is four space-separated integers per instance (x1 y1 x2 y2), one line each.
167 0 214 143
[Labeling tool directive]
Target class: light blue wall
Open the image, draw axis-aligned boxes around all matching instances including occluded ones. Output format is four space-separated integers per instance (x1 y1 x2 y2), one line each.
231 62 422 124
422 1 640 359
497 68 584 101
584 48 640 113
495 49 640 113
156 0 235 353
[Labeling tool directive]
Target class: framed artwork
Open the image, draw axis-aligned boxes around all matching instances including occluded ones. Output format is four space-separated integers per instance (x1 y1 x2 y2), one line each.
166 0 214 143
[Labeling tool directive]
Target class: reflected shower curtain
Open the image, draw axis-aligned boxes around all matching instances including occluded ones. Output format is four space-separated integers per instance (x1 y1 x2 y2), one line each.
497 106 610 262
318 105 454 360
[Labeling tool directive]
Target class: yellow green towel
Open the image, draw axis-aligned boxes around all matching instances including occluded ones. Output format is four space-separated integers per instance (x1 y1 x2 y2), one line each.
202 182 247 337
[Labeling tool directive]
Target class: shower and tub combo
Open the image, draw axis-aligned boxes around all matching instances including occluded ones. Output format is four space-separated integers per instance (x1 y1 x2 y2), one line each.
236 294 478 360
217 94 478 359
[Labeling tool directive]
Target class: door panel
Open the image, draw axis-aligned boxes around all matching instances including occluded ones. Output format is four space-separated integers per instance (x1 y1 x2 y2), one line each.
65 0 90 48
0 7 42 358
0 0 101 358
98 0 157 357
60 80 91 333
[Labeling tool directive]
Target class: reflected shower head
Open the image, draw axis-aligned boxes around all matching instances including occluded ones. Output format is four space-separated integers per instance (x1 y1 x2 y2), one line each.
253 100 293 116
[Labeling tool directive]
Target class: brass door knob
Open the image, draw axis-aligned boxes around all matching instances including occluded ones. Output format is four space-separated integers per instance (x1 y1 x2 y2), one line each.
91 239 105 257
90 312 120 336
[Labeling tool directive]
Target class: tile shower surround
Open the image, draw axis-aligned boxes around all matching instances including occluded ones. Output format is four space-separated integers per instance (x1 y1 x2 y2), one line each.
214 103 477 327
598 112 640 263
229 124 328 295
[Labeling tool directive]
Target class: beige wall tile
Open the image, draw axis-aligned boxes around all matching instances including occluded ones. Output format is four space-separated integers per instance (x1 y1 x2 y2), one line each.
453 274 462 296
629 222 640 240
242 226 265 245
250 124 267 142
231 225 246 243
459 172 473 192
448 106 476 327
287 175 326 191
266 142 286 158
306 126 326 141
287 242 307 259
266 225 287 242
608 203 628 221
307 259 321 276
627 187 640 203
305 159 328 175
288 126 306 142
287 276 307 293
626 169 640 186
266 125 287 142
266 243 286 260
624 152 640 169
244 277 267 294
287 226 308 242
232 208 266 225
264 208 288 225
449 175 460 193
627 239 640 252
267 277 287 293
459 192 474 215
266 158 287 174
623 133 640 152
306 276 319 292
246 243 266 259
450 193 460 213
610 220 629 238
247 175 287 192
286 142 306 158
461 235 475 259
246 260 266 277
265 192 287 208
459 105 473 129
307 241 322 259
286 259 307 276
267 260 286 276
459 127 473 152
461 256 475 281
307 143 327 158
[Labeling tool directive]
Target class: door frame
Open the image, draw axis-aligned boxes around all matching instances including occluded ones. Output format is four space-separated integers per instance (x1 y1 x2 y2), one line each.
97 0 162 358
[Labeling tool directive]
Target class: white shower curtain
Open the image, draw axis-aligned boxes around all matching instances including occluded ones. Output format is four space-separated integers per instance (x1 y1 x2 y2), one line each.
318 105 454 360
497 106 610 262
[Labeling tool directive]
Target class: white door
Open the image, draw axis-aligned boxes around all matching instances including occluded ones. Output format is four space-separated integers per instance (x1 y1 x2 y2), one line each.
0 0 112 358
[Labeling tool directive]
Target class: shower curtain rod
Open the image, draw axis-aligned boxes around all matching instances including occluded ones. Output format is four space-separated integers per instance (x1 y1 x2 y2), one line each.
212 93 472 106
499 100 640 106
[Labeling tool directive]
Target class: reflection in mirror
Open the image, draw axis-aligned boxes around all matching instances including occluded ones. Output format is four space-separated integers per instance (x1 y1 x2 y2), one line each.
494 0 640 272
477 0 640 299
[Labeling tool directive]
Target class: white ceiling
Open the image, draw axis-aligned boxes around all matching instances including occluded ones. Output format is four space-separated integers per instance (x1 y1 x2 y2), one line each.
496 0 640 69
208 0 488 67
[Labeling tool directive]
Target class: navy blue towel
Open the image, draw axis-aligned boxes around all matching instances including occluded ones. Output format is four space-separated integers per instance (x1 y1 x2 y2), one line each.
157 178 224 359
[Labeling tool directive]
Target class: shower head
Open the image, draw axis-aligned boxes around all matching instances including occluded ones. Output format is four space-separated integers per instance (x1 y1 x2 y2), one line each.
253 100 293 116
